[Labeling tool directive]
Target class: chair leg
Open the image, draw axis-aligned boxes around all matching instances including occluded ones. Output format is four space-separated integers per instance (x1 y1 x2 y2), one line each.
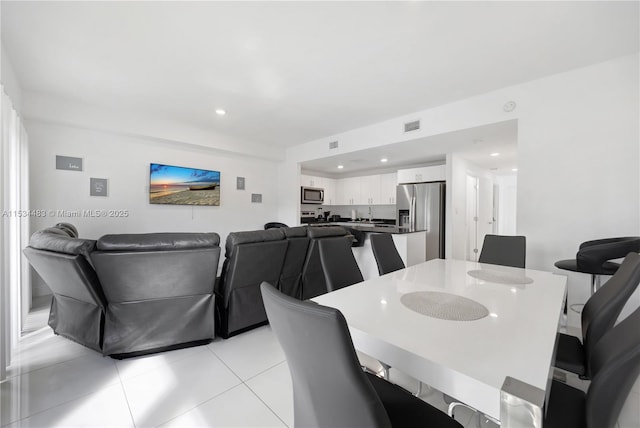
381 362 390 379
448 401 499 426
590 274 602 295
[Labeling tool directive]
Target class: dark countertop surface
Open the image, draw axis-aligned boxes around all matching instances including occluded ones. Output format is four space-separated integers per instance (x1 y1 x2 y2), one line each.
301 218 425 234
346 225 426 234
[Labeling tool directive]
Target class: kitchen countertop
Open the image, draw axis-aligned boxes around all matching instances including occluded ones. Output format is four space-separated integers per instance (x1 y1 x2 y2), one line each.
301 219 425 234
345 224 426 234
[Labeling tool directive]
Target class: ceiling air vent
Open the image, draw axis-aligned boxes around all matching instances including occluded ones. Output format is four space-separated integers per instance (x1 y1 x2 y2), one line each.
404 120 420 133
329 141 339 149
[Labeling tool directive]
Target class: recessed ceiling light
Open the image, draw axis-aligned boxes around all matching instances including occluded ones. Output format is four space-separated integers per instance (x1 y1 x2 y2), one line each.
337 165 344 169
490 152 500 157
512 168 518 172
380 158 388 163
215 109 226 116
489 313 498 318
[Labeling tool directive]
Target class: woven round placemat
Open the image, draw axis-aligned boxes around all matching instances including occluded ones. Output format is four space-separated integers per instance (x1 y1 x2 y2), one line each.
467 269 534 285
400 291 489 321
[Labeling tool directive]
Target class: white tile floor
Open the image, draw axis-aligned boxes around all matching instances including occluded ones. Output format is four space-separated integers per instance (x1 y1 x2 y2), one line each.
1 299 639 428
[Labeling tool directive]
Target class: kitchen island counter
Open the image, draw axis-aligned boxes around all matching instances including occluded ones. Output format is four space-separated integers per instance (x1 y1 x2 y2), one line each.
339 224 423 234
299 221 429 278
302 221 424 235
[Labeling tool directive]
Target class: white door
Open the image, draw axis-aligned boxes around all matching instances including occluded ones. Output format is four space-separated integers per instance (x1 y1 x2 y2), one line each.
466 175 479 261
477 175 496 245
466 174 495 261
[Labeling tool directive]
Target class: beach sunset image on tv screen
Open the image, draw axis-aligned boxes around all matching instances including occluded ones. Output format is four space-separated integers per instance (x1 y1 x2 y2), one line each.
149 163 220 206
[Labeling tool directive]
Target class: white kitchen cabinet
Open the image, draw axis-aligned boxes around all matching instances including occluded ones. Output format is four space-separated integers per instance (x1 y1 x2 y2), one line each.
339 177 362 205
360 175 381 205
380 172 397 204
304 171 400 206
300 174 321 188
323 177 336 205
397 165 446 184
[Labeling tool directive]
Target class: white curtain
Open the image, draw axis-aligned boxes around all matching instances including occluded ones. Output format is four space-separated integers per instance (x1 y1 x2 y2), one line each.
0 85 29 381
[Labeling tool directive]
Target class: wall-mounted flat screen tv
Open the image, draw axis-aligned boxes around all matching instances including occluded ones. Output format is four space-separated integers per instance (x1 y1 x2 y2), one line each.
149 163 220 206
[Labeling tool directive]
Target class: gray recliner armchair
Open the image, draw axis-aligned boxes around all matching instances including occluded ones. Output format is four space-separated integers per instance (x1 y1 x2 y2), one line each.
215 228 288 338
92 232 221 358
300 226 352 300
278 226 310 299
24 225 104 352
24 225 221 358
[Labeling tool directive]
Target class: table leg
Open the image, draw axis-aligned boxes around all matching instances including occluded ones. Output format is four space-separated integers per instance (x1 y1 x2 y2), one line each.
500 377 545 428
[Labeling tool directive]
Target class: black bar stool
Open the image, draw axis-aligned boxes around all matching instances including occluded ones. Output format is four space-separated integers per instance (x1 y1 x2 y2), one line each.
555 237 640 295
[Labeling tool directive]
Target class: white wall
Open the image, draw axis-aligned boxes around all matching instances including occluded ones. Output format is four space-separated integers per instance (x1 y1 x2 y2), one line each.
516 53 640 323
27 120 281 295
1 43 22 111
283 53 640 324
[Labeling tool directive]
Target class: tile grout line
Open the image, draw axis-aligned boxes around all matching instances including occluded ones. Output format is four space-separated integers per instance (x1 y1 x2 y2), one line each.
1 379 121 428
114 360 138 428
206 345 289 427
119 346 246 427
155 383 252 428
243 381 289 428
4 351 93 381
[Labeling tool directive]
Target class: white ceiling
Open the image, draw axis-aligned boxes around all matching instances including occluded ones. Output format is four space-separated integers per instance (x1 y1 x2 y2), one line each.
302 119 519 177
1 1 638 174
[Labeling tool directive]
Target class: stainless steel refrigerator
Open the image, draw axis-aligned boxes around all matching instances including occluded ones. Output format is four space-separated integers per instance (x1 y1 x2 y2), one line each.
396 181 445 261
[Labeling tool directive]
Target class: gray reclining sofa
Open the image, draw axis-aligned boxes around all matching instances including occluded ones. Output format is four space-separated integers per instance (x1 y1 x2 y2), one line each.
24 223 221 358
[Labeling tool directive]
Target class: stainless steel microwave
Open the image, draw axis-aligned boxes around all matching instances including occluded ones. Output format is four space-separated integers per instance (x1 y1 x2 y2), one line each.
301 186 324 204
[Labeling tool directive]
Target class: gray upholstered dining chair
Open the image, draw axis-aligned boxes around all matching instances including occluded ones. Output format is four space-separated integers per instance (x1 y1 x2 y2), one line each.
318 237 364 292
544 303 640 428
260 282 464 428
318 236 393 379
450 233 526 422
555 251 640 379
370 233 405 275
478 234 526 268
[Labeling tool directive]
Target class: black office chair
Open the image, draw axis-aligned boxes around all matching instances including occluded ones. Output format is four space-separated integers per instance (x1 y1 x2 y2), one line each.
477 234 526 268
264 222 288 230
370 233 405 275
555 237 640 295
555 251 640 378
260 282 464 428
318 237 364 292
544 303 640 428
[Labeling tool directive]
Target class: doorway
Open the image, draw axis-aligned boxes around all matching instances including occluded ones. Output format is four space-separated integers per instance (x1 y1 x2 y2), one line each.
466 174 496 261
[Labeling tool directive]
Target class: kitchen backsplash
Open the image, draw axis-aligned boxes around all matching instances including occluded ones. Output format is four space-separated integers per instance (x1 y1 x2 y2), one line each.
301 204 396 220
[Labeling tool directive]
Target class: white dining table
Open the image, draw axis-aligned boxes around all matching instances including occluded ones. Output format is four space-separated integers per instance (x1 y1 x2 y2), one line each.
312 258 567 425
